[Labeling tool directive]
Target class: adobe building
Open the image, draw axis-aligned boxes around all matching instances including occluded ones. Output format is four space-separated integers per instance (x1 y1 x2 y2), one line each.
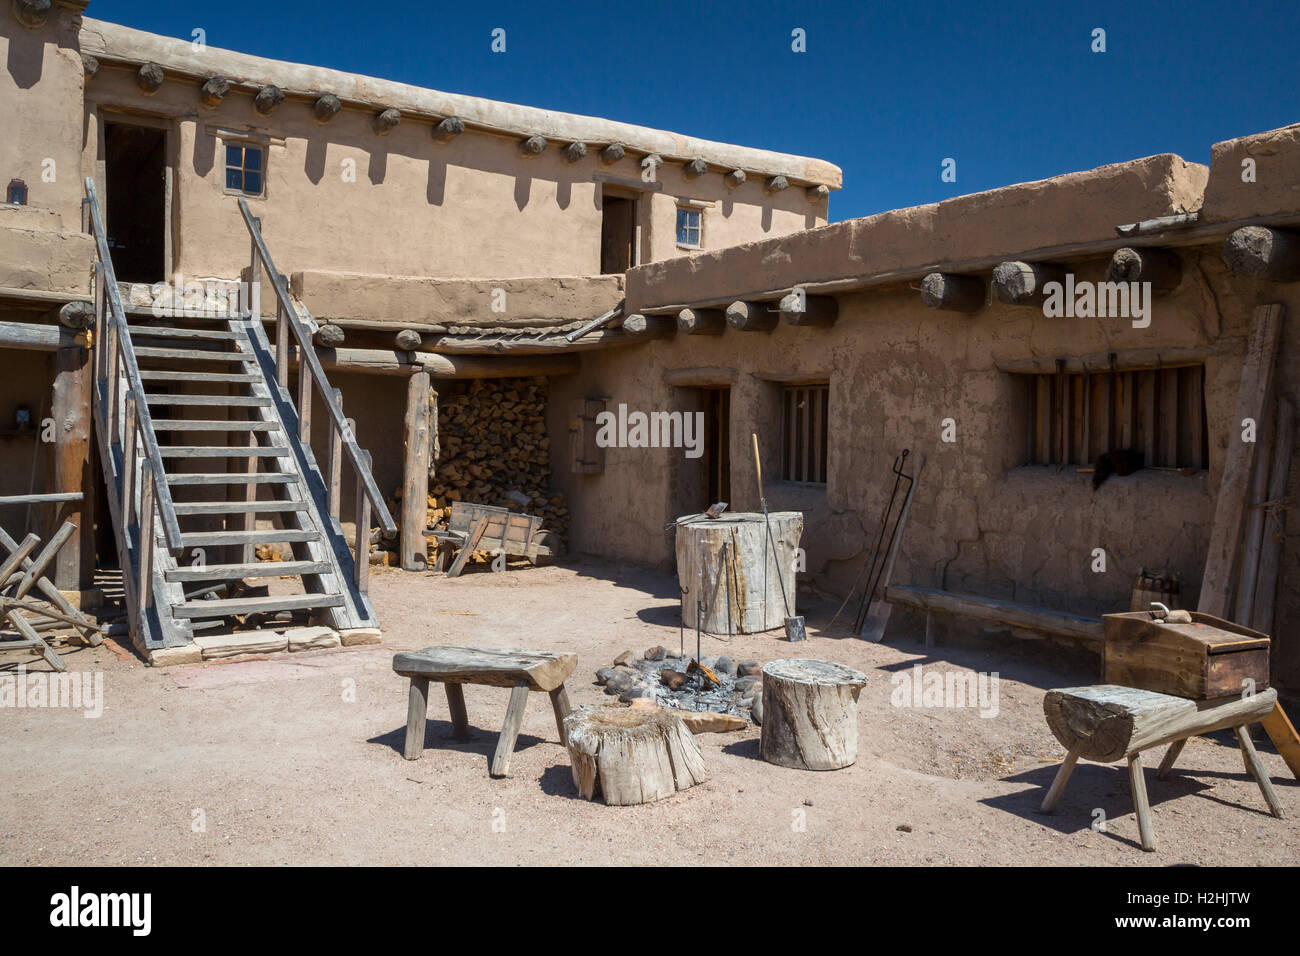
2 2 1299 694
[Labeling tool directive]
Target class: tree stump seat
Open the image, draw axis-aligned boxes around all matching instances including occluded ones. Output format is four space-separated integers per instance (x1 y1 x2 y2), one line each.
1040 684 1284 852
564 707 707 806
760 659 868 770
392 645 577 778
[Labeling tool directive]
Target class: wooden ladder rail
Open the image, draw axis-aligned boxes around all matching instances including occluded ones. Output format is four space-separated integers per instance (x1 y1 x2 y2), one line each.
84 178 185 643
237 199 397 595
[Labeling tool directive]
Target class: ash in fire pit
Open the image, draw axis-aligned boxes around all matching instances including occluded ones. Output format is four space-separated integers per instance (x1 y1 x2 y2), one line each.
595 647 765 718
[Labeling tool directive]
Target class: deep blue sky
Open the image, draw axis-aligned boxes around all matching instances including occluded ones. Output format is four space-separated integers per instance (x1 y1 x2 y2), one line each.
91 0 1298 222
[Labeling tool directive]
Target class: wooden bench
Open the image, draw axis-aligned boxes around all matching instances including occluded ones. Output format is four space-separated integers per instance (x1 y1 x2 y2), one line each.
427 501 548 577
392 645 577 778
1040 684 1284 851
885 585 1104 646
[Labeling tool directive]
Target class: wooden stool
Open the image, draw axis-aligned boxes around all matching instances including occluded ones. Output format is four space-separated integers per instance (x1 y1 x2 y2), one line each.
1040 684 1284 851
392 646 577 778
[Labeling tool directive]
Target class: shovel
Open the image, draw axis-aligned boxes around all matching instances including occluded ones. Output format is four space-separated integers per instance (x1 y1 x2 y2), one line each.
858 454 924 641
752 434 806 642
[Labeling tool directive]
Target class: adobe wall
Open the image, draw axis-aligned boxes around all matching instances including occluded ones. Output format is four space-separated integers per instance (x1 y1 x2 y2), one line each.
75 22 831 286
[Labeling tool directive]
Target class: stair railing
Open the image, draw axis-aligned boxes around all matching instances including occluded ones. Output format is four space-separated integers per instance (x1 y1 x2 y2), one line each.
236 198 397 591
83 177 184 626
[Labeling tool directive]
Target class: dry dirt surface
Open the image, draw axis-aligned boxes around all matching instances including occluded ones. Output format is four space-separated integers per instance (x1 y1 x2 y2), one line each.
2 557 1297 866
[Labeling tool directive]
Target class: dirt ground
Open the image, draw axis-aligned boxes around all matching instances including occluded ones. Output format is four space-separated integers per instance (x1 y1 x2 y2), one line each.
2 556 1297 866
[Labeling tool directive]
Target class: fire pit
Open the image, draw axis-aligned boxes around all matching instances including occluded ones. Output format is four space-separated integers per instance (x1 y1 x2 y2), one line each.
594 646 764 718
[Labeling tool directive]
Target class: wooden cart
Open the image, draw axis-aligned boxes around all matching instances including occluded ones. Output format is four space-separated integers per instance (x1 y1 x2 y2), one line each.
427 501 551 577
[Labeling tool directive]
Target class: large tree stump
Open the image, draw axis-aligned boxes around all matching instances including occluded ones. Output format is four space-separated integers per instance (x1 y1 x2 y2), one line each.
760 659 868 770
564 707 707 806
675 512 802 634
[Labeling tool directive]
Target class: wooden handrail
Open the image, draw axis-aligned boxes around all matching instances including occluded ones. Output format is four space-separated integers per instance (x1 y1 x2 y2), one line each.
237 198 397 535
84 178 184 551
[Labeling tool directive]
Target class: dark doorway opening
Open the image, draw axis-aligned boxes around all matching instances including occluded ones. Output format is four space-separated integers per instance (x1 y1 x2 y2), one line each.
104 122 166 283
600 191 636 274
703 387 731 504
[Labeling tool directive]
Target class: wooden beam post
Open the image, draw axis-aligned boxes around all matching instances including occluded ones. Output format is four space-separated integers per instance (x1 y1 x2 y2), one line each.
620 313 673 340
992 261 1069 307
401 370 432 572
1222 227 1300 281
676 307 726 336
919 272 985 312
1105 247 1183 292
779 291 838 327
1198 303 1284 617
725 300 778 332
49 342 94 591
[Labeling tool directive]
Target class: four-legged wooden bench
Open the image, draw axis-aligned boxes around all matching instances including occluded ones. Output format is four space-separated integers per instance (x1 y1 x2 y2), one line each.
393 645 577 778
1040 684 1284 851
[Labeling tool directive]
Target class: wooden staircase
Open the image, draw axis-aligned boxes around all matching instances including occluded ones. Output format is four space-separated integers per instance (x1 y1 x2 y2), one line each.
84 178 395 656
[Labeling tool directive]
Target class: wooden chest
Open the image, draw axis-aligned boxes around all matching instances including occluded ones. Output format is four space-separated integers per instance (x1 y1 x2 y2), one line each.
1101 611 1270 700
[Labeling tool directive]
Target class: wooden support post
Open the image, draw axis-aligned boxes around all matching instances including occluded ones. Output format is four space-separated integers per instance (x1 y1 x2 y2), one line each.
919 272 985 312
401 370 432 571
1105 247 1183 292
297 367 312 442
326 388 343 519
548 685 571 742
138 460 155 618
275 302 289 388
50 341 94 591
992 260 1068 307
121 394 137 528
1156 739 1186 779
354 450 372 592
1252 398 1294 634
779 291 838 327
1234 397 1277 625
725 300 778 332
676 307 726 335
1199 303 1284 617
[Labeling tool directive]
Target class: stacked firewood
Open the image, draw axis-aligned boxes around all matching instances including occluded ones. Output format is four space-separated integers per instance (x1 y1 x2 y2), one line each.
425 376 569 555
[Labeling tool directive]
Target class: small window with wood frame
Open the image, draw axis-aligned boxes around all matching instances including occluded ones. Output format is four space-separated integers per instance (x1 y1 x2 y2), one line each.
224 142 265 197
1022 363 1208 471
676 206 702 248
781 384 830 483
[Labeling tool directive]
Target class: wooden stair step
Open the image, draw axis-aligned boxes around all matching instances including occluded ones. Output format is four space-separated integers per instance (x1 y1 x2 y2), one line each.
145 395 270 407
165 559 332 583
174 593 345 620
166 472 296 485
140 370 260 384
159 446 290 458
178 529 320 547
151 419 276 432
172 500 308 515
134 346 253 363
129 326 243 341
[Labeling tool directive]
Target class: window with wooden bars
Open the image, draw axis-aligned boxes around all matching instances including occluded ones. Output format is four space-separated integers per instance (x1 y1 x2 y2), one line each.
1022 364 1208 470
781 384 829 483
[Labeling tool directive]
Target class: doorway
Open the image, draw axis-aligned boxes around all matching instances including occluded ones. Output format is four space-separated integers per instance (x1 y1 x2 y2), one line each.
104 122 167 283
599 190 637 274
702 387 731 504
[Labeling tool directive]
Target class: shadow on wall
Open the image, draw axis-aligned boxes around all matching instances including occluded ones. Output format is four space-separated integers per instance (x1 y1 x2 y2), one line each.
5 20 45 90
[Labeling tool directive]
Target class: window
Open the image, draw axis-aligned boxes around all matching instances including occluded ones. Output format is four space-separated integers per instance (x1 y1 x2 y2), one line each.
6 179 27 205
1022 364 1208 470
781 384 829 483
224 143 264 196
676 206 701 248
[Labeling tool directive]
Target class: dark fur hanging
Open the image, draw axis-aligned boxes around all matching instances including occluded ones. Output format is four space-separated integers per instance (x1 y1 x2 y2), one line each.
1092 449 1145 489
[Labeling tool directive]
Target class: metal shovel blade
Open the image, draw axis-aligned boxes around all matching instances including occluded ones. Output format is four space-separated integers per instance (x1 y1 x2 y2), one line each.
785 615 807 642
859 600 892 642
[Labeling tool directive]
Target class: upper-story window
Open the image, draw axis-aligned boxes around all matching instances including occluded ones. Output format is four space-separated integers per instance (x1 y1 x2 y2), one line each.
224 143 265 197
676 206 702 248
